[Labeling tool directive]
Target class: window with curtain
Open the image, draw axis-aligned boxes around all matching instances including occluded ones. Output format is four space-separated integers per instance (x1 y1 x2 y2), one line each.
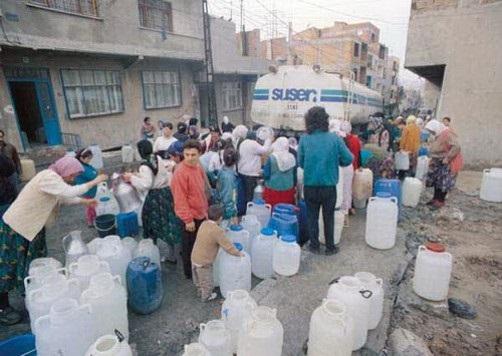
222 81 242 111
30 0 99 17
138 0 173 31
61 69 124 119
142 70 181 109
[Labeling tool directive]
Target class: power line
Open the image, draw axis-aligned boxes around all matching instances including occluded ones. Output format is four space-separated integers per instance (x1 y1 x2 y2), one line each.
293 0 409 26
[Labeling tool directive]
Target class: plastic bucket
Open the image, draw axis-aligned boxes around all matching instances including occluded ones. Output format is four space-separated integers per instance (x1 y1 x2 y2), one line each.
0 333 36 355
95 214 117 238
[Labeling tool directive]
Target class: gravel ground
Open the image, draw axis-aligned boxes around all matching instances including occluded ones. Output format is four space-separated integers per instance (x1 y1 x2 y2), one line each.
1 163 500 356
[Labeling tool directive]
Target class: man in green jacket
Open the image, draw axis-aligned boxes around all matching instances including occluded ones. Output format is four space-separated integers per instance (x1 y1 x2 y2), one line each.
298 107 353 255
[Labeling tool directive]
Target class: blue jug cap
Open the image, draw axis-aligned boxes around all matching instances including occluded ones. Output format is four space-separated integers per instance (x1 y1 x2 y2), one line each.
281 235 297 243
230 224 243 231
253 198 265 205
100 196 110 202
233 242 243 251
260 227 274 236
376 192 392 198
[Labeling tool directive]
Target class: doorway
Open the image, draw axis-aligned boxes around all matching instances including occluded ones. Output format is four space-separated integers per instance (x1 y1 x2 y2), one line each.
8 81 46 146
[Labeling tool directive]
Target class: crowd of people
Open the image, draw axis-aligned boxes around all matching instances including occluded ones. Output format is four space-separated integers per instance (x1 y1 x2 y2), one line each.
0 106 463 321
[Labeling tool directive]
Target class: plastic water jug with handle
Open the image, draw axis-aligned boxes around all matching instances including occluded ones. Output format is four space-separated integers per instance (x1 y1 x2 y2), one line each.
34 298 94 356
327 276 372 351
413 242 453 301
307 299 353 356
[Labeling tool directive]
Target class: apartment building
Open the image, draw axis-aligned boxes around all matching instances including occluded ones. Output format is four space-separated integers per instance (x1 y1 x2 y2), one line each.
382 56 400 112
405 0 502 166
200 18 271 127
0 0 204 151
283 21 396 100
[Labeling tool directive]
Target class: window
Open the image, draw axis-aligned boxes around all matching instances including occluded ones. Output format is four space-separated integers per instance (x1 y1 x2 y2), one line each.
366 76 372 88
61 69 123 119
371 33 376 43
353 43 360 57
352 68 358 82
368 54 373 69
222 82 242 111
142 70 181 109
30 0 99 17
138 0 173 31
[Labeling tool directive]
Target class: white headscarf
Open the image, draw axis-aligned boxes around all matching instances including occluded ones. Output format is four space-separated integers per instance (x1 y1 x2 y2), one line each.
223 116 230 124
340 121 352 136
232 125 248 148
271 137 296 172
329 118 346 137
425 119 446 136
221 132 232 141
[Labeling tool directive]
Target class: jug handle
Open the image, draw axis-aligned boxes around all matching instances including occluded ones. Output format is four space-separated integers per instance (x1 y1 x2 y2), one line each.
418 245 426 253
390 197 398 204
246 202 254 209
328 276 340 285
375 278 383 287
23 275 35 291
265 204 272 211
360 289 373 299
142 259 151 270
62 234 70 251
114 329 126 343
199 323 206 332
34 314 50 334
368 197 377 203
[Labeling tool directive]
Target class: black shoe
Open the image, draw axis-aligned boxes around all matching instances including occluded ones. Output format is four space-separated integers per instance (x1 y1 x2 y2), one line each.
308 245 321 254
325 247 339 256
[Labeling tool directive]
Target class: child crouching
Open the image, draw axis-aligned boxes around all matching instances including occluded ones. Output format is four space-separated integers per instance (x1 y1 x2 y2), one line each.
191 204 242 301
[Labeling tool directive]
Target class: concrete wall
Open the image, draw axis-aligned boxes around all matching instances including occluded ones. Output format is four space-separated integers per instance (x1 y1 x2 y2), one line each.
0 0 204 60
0 50 198 150
211 17 270 75
406 0 502 166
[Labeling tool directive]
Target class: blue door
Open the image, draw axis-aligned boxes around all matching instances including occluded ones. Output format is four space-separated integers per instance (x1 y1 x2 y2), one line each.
4 67 62 147
35 81 62 145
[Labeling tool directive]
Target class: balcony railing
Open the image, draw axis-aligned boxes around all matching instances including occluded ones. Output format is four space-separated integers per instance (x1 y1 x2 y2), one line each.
30 0 99 17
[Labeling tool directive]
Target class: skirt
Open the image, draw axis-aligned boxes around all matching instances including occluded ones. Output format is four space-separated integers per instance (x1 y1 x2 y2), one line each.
0 219 47 293
263 186 296 208
426 158 456 193
142 187 182 245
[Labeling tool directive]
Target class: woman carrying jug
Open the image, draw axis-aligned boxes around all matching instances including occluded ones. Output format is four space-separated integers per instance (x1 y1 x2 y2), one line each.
0 156 107 325
123 140 182 255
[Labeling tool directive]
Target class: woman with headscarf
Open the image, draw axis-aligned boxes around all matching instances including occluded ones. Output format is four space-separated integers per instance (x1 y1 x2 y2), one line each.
221 116 234 133
424 119 462 209
0 156 106 325
399 115 421 179
123 140 181 255
232 125 249 150
263 137 297 207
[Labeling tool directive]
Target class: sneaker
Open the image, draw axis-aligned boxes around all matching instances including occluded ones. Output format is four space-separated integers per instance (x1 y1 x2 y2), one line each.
204 292 218 302
0 307 22 326
325 247 339 256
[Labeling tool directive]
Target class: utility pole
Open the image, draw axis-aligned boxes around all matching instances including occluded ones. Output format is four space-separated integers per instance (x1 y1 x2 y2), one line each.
240 0 247 56
202 0 218 127
287 21 292 64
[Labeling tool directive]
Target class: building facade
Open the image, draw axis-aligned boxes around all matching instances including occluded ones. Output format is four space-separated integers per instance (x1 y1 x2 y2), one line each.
405 0 502 166
0 0 204 151
200 17 270 127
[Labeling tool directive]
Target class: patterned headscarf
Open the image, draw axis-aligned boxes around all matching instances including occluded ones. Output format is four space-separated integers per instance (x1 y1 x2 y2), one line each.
49 156 83 178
